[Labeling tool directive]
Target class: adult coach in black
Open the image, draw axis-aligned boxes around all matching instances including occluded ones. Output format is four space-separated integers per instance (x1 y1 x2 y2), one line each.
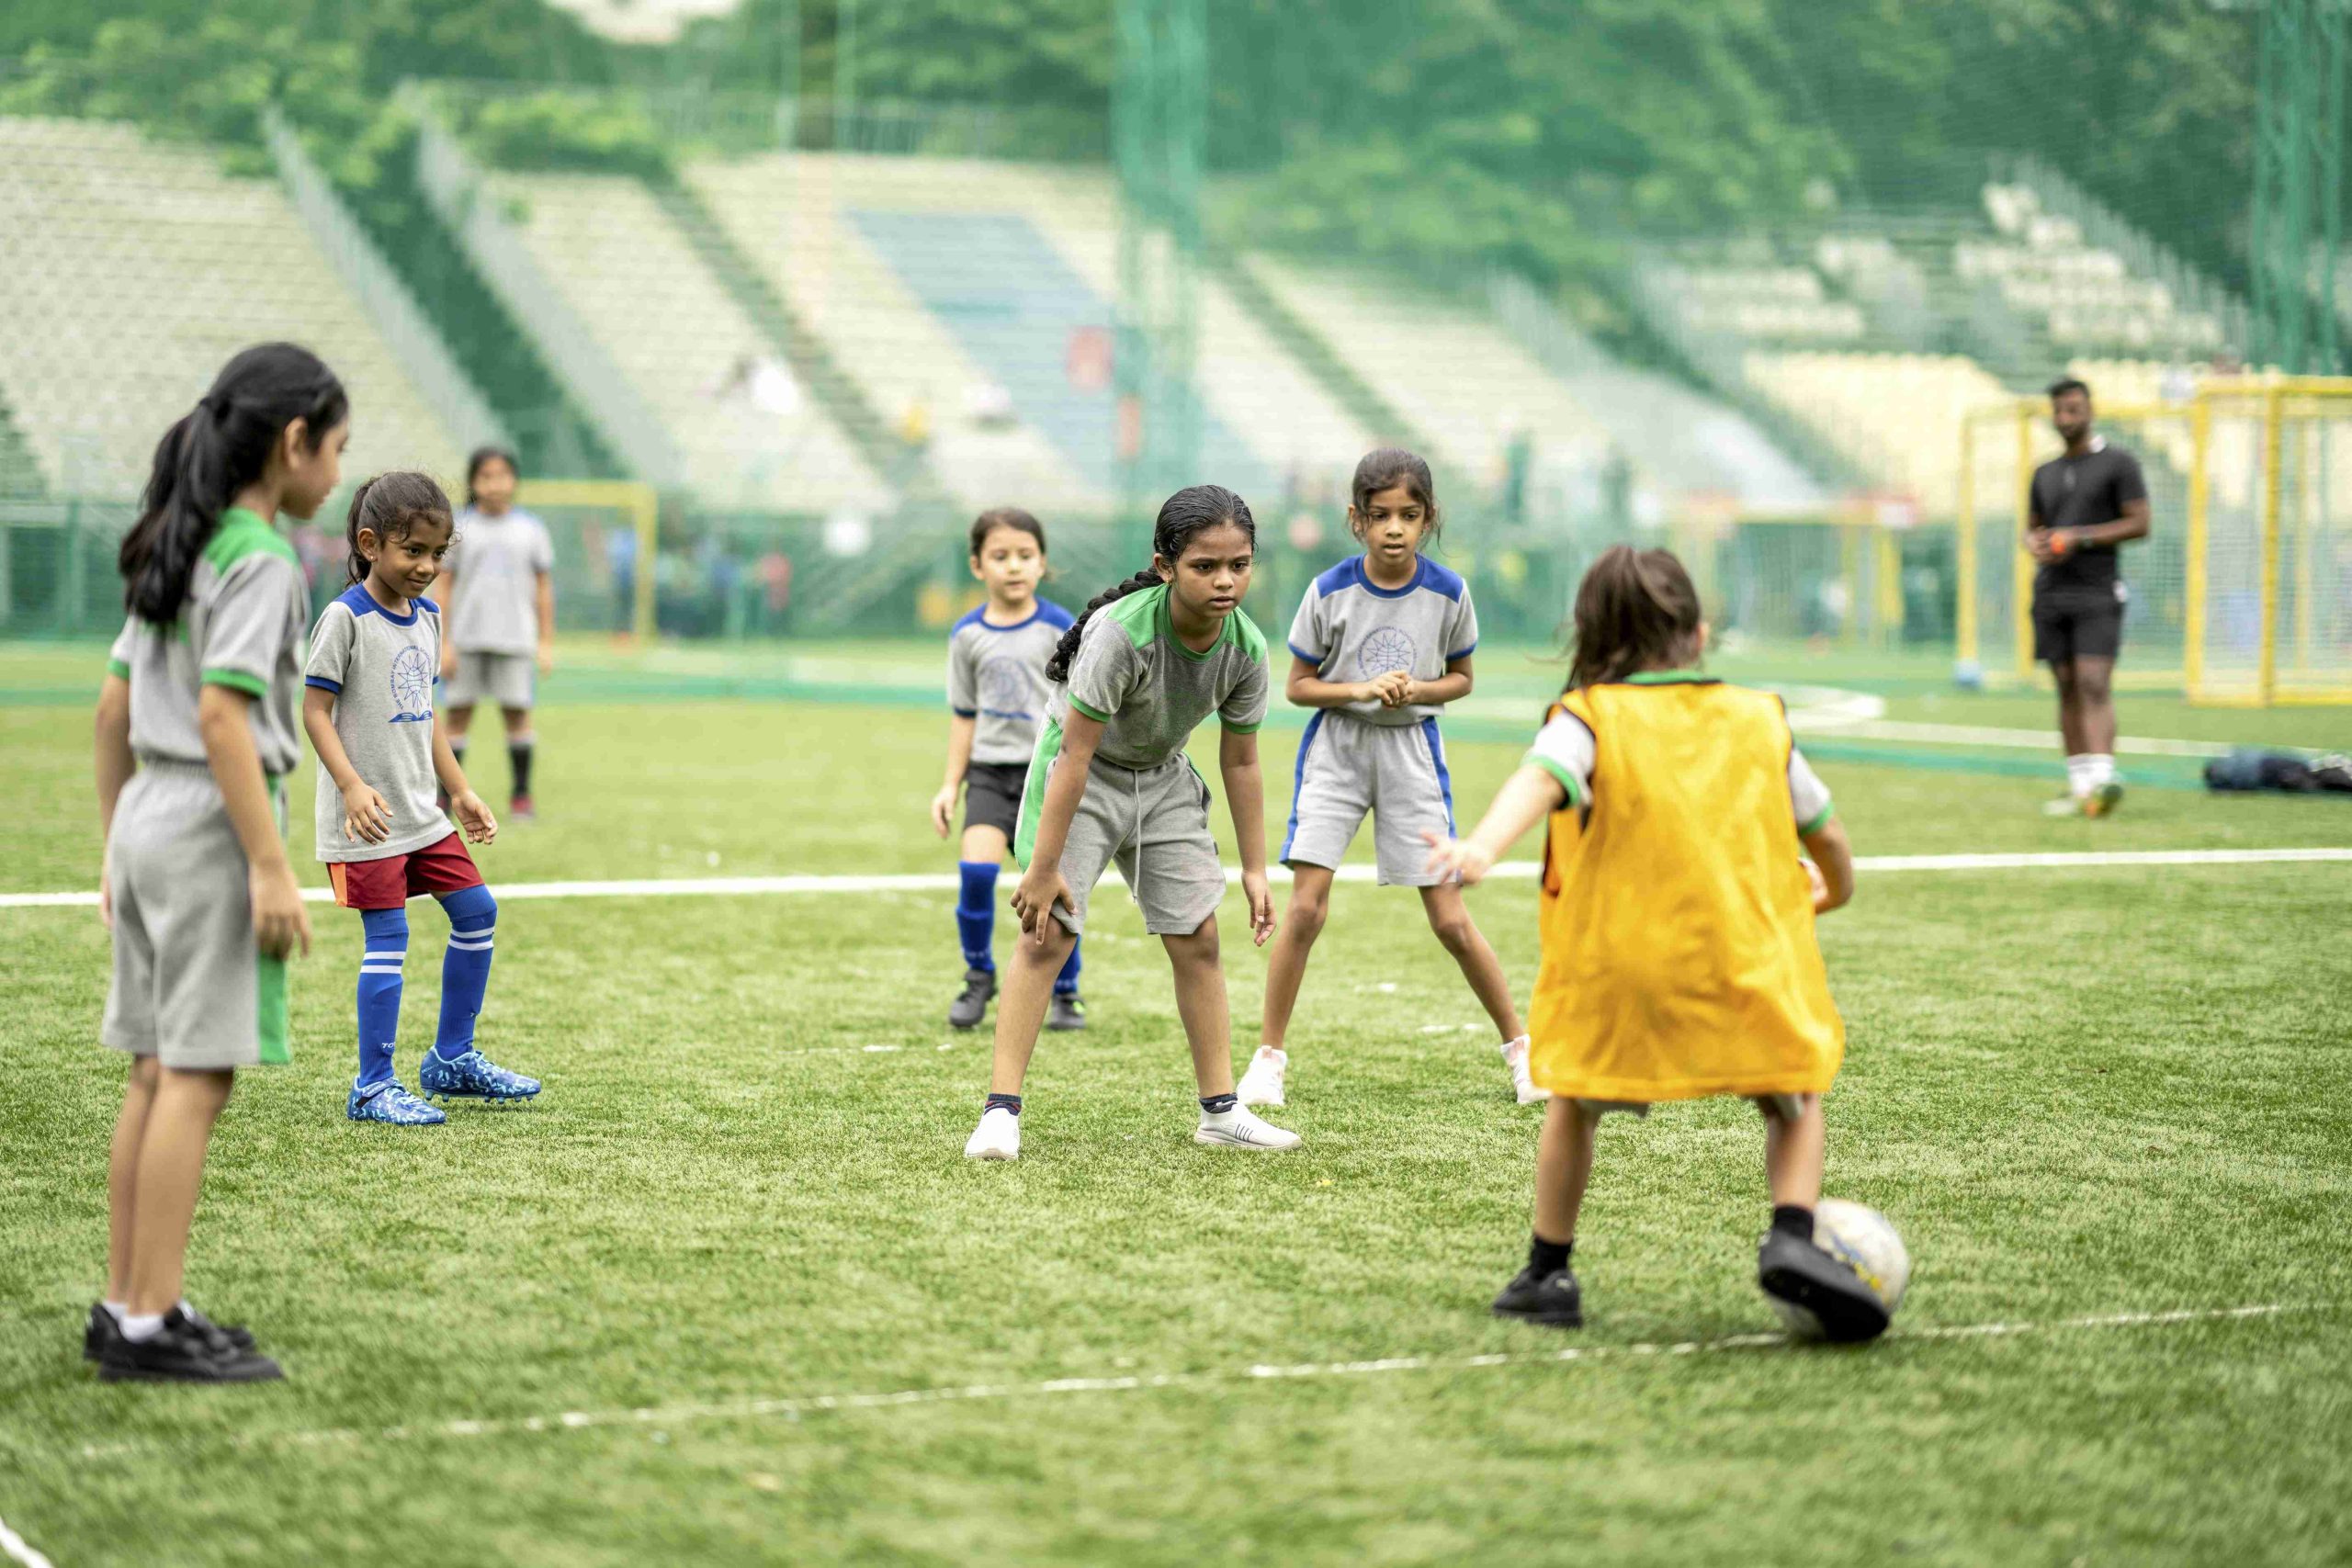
2027 378 2149 817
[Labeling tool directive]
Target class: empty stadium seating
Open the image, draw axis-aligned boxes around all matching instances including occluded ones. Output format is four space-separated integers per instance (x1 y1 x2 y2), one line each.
0 118 465 499
1741 351 2009 508
481 169 889 513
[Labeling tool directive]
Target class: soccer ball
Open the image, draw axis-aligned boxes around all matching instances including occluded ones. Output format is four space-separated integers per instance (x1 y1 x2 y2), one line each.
1774 1198 1910 1339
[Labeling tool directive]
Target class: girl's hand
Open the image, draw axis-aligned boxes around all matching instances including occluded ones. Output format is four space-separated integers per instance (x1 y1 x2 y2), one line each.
440 646 459 682
930 783 958 838
98 847 113 931
1805 858 1830 913
1390 677 1421 707
251 861 311 961
1422 829 1495 886
1242 869 1276 946
537 643 556 677
1370 670 1413 706
344 784 393 844
453 791 498 845
1011 863 1074 941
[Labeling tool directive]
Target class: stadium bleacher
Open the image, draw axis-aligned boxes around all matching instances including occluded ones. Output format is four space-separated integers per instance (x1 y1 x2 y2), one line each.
0 118 467 498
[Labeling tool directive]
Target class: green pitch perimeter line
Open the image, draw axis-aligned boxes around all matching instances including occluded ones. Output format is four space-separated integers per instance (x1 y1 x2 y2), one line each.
63 1303 2319 1463
5 848 2347 909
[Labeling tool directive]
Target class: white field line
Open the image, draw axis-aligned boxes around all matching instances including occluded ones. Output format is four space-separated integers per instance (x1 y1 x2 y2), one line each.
0 1517 54 1568
5 847 2347 911
68 1302 2313 1463
1814 717 2241 759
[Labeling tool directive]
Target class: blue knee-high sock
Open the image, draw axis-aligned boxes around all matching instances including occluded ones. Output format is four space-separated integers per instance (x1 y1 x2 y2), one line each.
956 862 1000 973
357 906 409 1089
433 884 497 1062
1055 936 1082 997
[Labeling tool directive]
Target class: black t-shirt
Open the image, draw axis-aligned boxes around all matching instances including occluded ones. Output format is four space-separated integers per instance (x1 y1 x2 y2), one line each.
2030 439 2146 598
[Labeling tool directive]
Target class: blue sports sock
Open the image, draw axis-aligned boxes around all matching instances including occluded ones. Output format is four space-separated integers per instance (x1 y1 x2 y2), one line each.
1054 937 1082 997
956 861 1000 973
356 906 409 1089
433 884 497 1062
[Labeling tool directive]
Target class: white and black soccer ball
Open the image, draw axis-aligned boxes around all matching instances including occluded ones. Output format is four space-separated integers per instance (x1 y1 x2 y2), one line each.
1774 1198 1910 1339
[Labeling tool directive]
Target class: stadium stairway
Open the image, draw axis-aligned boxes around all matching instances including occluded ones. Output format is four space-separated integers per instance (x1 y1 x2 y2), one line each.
645 175 945 506
1204 251 1432 470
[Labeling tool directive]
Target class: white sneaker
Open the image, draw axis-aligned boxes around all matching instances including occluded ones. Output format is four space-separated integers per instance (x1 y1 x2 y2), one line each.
1195 1104 1302 1151
964 1106 1021 1160
1501 1036 1550 1105
1236 1046 1288 1108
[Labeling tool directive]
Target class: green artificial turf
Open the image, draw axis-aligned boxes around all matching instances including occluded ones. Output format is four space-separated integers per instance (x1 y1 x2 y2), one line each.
2 641 2349 1565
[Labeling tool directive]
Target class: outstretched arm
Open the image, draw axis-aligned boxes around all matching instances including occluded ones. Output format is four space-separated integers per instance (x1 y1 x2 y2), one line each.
1426 764 1566 886
1801 818 1854 914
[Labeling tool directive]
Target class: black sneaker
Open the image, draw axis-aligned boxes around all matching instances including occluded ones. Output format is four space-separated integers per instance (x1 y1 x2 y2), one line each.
84 1303 119 1362
99 1307 283 1383
1758 1230 1891 1343
1491 1265 1583 1328
948 967 997 1031
1046 991 1088 1032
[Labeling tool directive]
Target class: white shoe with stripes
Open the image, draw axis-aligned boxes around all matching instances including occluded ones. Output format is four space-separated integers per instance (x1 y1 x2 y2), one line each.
1236 1046 1287 1108
964 1106 1021 1161
1501 1036 1549 1105
1194 1104 1301 1151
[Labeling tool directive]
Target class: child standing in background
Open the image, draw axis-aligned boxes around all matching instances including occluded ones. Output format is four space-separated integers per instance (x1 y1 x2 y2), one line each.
305 473 538 1125
1239 449 1535 1111
965 486 1298 1162
931 509 1084 1032
1426 546 1884 1340
90 343 347 1382
435 446 553 820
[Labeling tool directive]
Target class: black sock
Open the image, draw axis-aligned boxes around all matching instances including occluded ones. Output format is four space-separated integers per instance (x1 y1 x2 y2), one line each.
1199 1092 1238 1115
1529 1234 1574 1276
508 739 535 798
1771 1203 1815 1240
984 1092 1022 1116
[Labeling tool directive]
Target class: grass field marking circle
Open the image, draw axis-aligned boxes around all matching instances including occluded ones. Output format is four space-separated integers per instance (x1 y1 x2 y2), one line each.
69 1301 2313 1463
8 849 2351 910
0 1515 56 1568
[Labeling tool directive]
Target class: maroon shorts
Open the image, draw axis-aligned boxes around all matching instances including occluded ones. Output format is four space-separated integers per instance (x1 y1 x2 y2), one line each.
327 832 484 910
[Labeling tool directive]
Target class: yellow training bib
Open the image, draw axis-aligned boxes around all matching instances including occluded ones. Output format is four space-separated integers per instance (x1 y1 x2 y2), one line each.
1528 678 1842 1103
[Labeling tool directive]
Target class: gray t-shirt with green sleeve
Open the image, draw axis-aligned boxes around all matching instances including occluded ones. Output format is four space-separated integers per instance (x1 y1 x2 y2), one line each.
107 507 309 777
445 507 553 655
948 598 1076 766
1047 582 1268 770
304 584 449 863
1286 554 1480 727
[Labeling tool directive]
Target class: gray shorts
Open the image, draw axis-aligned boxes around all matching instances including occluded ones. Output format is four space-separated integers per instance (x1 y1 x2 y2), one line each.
103 761 290 1070
1021 751 1225 937
1281 713 1457 886
445 649 535 710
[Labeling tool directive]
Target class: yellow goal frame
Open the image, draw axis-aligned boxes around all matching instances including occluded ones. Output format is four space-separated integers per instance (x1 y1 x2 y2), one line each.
516 479 660 642
1957 377 2352 706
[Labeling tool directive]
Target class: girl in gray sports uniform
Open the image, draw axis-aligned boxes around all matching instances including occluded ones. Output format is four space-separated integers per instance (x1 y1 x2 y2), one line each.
964 486 1302 1161
1242 450 1537 1111
435 446 554 820
89 344 349 1383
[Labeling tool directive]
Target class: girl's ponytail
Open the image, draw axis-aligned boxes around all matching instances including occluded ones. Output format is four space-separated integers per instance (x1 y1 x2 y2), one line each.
1566 545 1702 690
117 344 347 625
1044 483 1258 684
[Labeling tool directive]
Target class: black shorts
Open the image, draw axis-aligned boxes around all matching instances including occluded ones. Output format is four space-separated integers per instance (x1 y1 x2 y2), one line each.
2033 590 2127 666
964 761 1029 839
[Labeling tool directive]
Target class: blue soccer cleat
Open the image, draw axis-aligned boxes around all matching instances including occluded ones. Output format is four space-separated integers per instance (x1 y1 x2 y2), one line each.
420 1049 541 1105
347 1080 447 1125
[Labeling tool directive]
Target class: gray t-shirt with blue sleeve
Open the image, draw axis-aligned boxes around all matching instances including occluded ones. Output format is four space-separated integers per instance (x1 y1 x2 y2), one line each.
445 507 553 655
304 585 449 863
948 599 1075 766
1286 555 1479 726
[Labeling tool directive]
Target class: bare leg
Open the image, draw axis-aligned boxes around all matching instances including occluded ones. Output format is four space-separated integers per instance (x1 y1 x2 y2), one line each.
2074 656 2118 755
1257 865 1332 1052
1163 918 1234 1097
500 705 531 742
105 1055 160 1302
1532 1097 1601 1243
959 824 1010 865
986 921 1075 1095
1759 1093 1826 1208
123 1067 235 1316
445 703 476 742
2050 660 2085 759
1419 882 1523 1041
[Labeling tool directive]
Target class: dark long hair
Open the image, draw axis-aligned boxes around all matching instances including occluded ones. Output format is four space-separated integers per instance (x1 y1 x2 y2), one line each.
969 506 1049 562
1350 447 1441 541
465 445 520 507
345 471 456 586
1046 484 1255 682
119 344 346 624
1567 545 1703 689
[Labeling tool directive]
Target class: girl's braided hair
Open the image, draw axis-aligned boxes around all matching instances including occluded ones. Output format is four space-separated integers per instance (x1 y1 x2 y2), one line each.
1045 484 1255 682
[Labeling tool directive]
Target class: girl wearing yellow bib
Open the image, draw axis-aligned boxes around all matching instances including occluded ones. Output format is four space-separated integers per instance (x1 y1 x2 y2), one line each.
1427 547 1886 1341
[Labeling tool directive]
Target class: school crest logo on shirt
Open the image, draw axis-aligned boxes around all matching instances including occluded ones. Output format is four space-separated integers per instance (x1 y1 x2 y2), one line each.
1358 627 1417 679
978 656 1035 719
389 646 435 723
